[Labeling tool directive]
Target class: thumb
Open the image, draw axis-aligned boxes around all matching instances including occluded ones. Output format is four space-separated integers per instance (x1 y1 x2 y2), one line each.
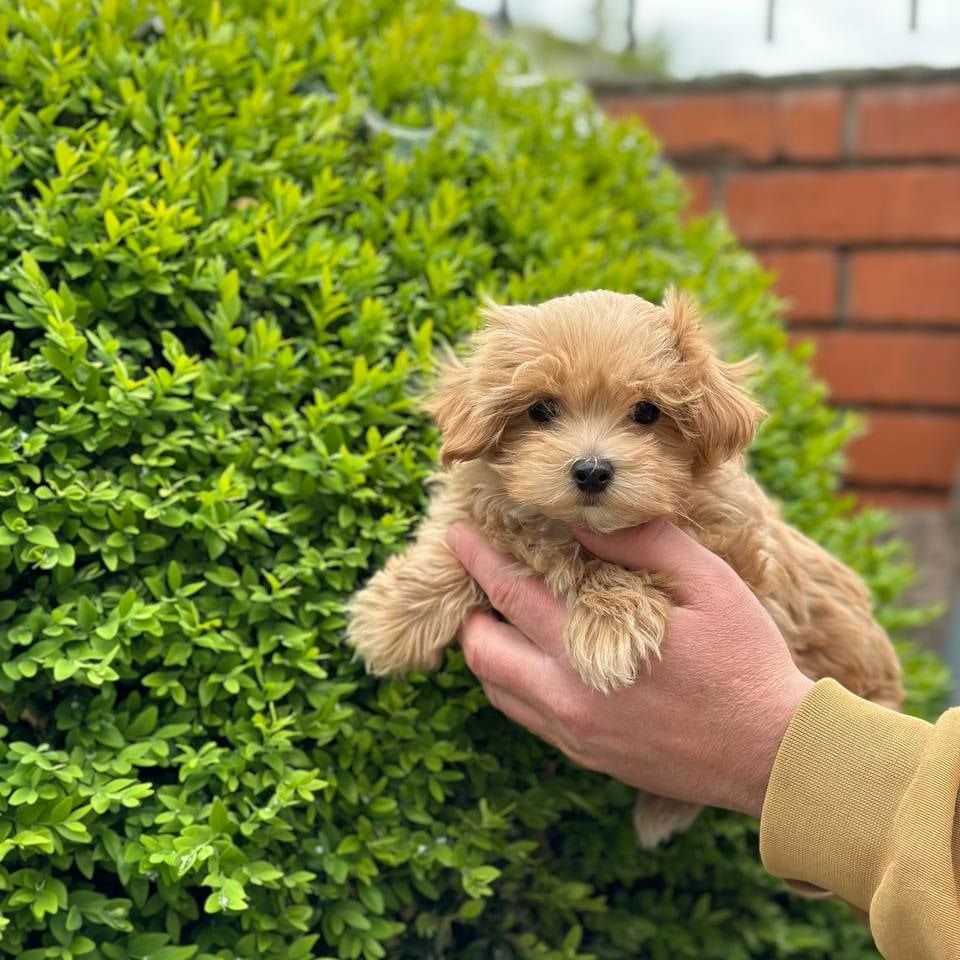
573 519 724 606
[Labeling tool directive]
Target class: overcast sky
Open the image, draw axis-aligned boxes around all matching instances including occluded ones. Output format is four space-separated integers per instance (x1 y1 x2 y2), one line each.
460 0 960 77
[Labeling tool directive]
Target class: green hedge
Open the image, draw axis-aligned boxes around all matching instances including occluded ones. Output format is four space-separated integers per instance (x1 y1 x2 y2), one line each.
0 1 947 958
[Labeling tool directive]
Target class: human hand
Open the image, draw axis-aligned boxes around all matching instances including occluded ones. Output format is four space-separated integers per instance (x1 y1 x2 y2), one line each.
447 520 813 818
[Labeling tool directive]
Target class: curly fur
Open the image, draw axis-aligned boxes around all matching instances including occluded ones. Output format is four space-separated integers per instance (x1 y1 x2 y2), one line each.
347 289 903 846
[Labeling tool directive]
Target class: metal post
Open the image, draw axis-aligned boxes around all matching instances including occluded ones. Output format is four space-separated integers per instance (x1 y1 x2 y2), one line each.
626 0 637 52
765 0 776 43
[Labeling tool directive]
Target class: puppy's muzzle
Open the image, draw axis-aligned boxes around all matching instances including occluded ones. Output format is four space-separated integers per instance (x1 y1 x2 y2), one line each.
571 456 614 494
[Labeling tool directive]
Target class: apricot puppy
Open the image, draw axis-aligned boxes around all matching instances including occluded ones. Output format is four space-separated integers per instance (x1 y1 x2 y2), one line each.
347 290 902 847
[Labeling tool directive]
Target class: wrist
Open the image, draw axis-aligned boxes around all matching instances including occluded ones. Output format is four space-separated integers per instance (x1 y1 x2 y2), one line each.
730 672 814 818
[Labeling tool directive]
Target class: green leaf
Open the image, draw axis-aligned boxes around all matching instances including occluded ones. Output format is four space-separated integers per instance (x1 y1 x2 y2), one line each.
126 706 158 738
245 861 284 884
54 139 78 176
76 596 98 631
203 878 247 913
104 210 121 241
95 619 119 640
118 588 137 618
53 659 79 681
209 798 230 833
26 525 58 548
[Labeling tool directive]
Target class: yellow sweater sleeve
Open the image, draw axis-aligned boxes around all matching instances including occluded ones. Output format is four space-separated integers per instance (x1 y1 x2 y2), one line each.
760 678 960 959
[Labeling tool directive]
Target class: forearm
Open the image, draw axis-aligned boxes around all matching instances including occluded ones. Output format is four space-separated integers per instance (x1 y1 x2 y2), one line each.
760 679 960 959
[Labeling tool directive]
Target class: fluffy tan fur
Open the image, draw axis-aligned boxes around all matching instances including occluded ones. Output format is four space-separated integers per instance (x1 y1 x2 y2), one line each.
347 290 903 846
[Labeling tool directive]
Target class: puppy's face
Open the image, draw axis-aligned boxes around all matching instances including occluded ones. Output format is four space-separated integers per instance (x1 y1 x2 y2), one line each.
429 290 764 533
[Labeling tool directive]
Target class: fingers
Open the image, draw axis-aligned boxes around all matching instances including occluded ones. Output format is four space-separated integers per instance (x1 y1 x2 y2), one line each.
480 681 564 751
447 523 566 656
460 609 560 695
461 611 599 762
573 519 726 606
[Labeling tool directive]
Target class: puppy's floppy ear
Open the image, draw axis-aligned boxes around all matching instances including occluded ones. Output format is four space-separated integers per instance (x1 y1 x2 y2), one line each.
663 289 766 468
691 357 766 468
424 300 534 466
424 352 509 467
662 288 706 362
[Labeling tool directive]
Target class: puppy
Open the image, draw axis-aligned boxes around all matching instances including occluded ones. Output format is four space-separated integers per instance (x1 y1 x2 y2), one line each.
347 290 903 847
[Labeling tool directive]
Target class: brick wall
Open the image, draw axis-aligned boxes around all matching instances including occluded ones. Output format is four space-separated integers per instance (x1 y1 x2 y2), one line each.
599 72 960 509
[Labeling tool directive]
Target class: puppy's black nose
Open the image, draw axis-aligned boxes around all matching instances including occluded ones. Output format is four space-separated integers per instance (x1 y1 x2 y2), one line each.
571 457 614 494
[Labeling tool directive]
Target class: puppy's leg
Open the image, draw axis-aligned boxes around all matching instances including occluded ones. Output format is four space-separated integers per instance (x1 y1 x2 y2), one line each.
564 560 671 692
632 792 702 849
346 524 485 676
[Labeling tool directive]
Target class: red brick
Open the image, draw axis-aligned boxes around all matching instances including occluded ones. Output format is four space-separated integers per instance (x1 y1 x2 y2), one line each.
845 412 960 487
805 331 960 407
847 487 949 510
602 88 842 163
778 88 844 161
605 91 776 162
849 251 960 325
726 167 960 243
857 84 960 159
757 249 837 322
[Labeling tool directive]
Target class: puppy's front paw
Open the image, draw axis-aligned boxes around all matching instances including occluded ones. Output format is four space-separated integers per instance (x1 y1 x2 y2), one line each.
347 559 445 675
564 564 669 692
564 598 665 691
347 536 486 676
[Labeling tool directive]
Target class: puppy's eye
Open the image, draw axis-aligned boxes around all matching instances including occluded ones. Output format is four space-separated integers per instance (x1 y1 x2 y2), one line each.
631 401 661 425
528 399 560 424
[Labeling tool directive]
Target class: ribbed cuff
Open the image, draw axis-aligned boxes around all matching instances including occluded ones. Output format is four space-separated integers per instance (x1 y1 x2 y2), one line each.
759 678 932 910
